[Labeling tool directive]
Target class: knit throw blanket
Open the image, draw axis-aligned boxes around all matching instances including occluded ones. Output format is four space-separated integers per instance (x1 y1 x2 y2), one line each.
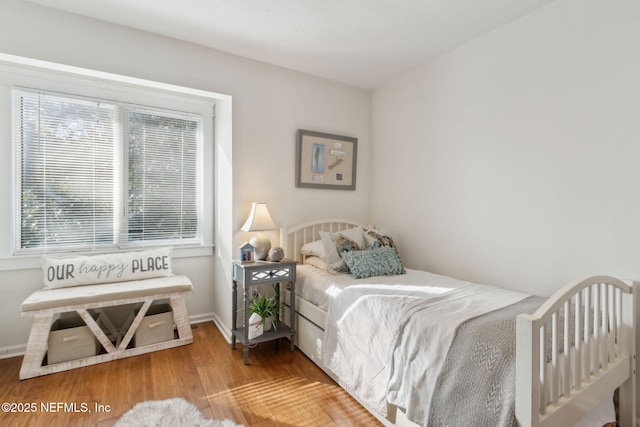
428 296 545 427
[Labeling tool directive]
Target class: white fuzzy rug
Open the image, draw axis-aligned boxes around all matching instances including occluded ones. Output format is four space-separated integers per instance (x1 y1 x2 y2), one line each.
115 397 244 427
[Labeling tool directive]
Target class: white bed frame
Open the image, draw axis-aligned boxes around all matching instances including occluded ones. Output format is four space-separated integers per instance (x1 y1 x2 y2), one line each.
281 219 638 427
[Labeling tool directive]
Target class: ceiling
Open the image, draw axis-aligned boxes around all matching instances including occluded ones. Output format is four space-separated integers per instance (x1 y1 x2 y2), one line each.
26 0 556 89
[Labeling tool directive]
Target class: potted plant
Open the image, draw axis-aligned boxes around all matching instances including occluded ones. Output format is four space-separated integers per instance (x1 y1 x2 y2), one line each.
249 294 281 331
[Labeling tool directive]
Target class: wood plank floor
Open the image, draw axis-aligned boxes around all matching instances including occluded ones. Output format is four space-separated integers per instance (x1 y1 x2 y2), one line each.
0 321 381 427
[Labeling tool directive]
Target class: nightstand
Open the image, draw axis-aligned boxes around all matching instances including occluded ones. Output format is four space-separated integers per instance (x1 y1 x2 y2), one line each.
231 259 296 364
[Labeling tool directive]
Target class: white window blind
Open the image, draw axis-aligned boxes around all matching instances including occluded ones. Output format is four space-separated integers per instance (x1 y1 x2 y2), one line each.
14 88 202 254
126 108 200 243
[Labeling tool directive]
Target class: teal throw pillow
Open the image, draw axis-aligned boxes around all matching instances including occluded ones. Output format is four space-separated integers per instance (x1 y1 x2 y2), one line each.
341 247 406 279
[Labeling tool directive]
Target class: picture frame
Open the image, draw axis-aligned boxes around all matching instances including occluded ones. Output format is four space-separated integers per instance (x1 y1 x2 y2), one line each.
295 129 357 190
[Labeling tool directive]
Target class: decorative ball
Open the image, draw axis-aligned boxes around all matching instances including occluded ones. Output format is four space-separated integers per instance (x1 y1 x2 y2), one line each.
268 247 284 262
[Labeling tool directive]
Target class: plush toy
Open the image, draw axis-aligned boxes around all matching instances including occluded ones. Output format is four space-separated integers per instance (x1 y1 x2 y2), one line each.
336 236 360 253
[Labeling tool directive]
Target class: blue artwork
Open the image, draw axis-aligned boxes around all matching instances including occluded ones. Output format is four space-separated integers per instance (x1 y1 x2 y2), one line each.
312 143 325 173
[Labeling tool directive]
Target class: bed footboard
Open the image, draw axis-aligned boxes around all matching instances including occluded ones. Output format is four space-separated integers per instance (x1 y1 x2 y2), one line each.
516 276 637 427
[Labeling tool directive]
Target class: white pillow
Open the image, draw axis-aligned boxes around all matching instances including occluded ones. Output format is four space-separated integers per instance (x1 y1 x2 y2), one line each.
42 247 173 289
339 226 366 248
303 256 332 272
300 239 327 260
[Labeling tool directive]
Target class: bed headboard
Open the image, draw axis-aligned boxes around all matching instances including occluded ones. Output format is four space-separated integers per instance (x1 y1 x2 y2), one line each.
280 219 369 264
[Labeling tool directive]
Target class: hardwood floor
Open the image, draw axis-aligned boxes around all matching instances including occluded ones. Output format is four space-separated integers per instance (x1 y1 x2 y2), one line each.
0 321 381 427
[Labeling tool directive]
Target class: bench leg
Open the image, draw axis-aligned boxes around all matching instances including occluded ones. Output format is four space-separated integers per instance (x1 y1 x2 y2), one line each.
170 296 193 341
118 300 152 351
77 309 116 353
20 313 54 380
92 307 121 344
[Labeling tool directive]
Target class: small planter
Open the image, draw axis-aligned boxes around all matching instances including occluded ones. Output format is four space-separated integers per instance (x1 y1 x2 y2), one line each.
263 316 273 332
249 295 280 332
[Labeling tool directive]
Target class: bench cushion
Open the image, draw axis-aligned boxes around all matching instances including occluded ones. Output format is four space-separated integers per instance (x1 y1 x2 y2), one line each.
21 275 192 313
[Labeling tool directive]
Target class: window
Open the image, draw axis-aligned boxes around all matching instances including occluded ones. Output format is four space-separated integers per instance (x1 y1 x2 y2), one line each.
14 88 203 254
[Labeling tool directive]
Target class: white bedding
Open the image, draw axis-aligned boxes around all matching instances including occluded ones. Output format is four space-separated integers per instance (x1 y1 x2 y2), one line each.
295 264 498 311
319 271 527 425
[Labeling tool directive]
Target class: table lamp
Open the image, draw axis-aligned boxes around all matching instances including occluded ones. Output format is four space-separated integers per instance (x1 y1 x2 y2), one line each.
241 202 277 260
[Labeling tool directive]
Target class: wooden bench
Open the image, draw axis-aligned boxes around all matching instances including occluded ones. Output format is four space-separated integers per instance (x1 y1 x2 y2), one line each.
20 275 193 380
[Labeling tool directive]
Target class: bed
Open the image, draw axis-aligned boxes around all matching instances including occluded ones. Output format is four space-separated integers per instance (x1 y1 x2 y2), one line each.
280 219 638 427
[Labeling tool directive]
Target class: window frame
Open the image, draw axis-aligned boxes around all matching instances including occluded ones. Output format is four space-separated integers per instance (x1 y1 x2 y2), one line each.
0 59 216 265
14 88 206 254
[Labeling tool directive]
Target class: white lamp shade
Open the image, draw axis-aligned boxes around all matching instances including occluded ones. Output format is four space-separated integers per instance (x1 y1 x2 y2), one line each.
241 202 277 232
241 202 277 260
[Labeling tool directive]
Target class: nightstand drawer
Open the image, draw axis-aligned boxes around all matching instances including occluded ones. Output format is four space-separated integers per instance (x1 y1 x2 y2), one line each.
232 260 296 286
247 264 293 283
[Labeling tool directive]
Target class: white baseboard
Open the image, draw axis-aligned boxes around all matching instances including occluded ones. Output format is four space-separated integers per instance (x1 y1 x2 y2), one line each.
210 312 232 344
0 344 27 360
189 312 215 325
0 311 223 360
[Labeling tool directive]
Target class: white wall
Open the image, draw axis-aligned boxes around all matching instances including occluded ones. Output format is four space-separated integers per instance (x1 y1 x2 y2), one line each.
0 0 371 352
372 0 640 297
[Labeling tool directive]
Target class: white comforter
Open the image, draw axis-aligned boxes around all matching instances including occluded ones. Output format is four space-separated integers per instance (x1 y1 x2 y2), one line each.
321 269 528 425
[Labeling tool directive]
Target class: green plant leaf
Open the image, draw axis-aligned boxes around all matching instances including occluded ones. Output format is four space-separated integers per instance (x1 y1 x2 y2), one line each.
249 294 282 331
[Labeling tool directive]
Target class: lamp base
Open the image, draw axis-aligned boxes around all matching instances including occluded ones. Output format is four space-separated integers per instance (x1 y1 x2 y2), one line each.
250 232 271 261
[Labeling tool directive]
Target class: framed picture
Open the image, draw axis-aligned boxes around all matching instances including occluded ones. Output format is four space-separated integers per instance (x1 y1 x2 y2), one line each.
295 129 357 190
